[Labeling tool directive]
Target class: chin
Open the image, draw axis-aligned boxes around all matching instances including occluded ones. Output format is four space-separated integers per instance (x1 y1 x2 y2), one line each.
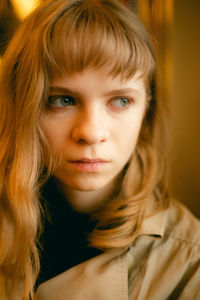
68 180 107 192
55 172 116 193
70 179 114 193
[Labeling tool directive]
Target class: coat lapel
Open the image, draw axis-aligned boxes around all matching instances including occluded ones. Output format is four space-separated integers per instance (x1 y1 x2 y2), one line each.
35 249 128 300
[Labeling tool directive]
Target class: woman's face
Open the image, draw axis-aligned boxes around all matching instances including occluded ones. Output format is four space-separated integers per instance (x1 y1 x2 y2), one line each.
41 67 147 195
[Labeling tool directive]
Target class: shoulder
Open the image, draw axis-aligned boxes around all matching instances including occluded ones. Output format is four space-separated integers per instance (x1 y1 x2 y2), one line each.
128 199 200 299
146 198 200 266
164 199 200 250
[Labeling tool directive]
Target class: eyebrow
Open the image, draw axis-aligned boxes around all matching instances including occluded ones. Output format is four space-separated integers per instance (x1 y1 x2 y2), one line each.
103 88 140 97
50 86 74 94
50 86 141 97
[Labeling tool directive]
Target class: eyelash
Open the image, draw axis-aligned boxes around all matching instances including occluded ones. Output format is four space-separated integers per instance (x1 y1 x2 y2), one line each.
47 95 134 110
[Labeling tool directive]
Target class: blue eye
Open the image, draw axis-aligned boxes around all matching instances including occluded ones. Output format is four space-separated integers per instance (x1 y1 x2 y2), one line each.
48 95 75 107
112 98 130 108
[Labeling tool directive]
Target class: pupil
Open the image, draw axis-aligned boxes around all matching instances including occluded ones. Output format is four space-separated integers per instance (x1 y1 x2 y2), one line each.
62 96 71 105
121 98 127 105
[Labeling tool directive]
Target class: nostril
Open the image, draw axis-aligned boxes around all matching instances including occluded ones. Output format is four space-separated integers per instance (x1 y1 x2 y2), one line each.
76 138 88 144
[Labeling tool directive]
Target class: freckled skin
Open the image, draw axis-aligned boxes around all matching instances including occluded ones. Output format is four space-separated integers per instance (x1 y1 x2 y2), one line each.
41 67 147 212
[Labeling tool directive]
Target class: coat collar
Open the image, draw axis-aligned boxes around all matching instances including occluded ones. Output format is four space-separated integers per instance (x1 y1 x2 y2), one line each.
136 195 168 238
139 205 167 238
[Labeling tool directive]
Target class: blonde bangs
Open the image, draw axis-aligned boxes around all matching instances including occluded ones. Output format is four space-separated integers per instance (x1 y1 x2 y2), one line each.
42 0 154 81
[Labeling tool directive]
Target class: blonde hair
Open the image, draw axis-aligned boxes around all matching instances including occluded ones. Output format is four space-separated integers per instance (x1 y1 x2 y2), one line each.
0 0 169 298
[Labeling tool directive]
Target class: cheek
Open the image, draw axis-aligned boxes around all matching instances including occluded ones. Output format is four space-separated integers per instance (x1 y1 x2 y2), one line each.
116 117 143 142
114 117 144 156
41 116 67 150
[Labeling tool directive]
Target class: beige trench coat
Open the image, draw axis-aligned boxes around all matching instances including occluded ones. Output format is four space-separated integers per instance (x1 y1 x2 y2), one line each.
35 199 200 300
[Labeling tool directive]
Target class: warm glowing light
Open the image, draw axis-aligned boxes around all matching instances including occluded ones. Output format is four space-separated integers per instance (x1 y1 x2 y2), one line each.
11 0 40 20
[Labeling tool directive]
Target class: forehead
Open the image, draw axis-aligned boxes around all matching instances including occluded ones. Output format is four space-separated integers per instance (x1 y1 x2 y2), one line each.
50 67 146 98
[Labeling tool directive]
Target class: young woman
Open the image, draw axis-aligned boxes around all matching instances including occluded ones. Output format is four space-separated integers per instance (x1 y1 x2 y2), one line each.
0 0 199 299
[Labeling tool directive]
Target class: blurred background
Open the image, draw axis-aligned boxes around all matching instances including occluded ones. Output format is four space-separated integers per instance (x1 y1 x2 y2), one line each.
0 0 200 217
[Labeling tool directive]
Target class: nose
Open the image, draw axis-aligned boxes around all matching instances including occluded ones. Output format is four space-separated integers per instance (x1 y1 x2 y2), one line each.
71 109 108 145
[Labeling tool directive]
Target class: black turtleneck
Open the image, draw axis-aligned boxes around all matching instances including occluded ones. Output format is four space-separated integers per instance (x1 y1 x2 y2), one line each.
36 177 102 286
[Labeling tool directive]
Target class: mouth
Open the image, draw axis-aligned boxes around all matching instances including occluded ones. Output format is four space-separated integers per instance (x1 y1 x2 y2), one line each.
67 158 111 172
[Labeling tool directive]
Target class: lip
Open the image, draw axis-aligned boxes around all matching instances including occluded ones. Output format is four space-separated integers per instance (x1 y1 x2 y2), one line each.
68 158 111 172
